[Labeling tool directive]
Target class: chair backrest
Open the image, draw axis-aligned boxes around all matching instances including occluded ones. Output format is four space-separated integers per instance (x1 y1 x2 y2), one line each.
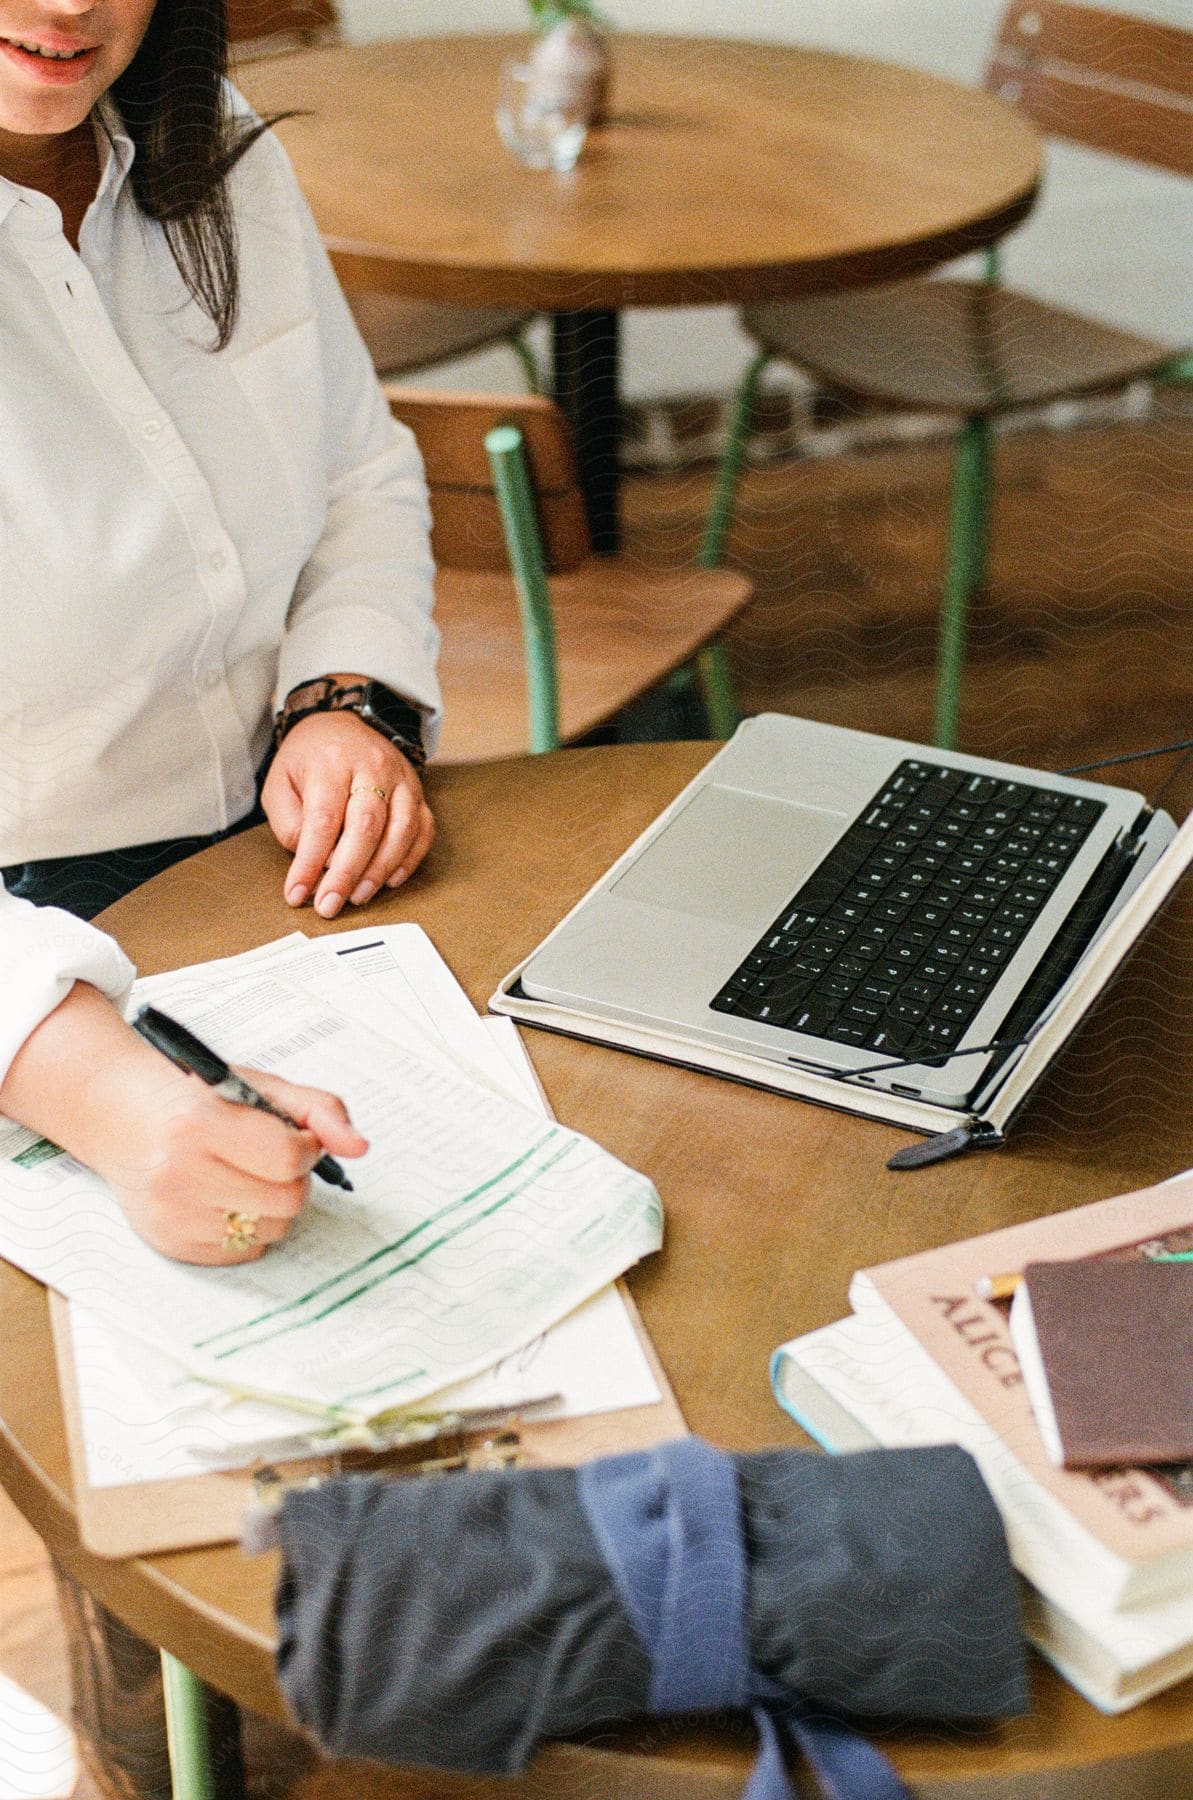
988 1 1193 178
383 388 592 575
225 0 338 58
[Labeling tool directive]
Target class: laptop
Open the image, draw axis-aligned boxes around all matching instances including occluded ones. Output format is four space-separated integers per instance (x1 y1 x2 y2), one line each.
495 717 1186 1140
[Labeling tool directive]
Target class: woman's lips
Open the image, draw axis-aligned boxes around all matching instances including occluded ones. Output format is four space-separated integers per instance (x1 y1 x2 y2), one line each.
0 38 100 84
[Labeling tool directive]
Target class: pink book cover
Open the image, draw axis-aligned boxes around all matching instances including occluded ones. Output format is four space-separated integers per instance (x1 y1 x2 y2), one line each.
855 1172 1193 1566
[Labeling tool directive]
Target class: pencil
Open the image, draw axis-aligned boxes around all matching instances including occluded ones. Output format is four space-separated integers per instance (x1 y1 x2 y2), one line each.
973 1270 1022 1302
976 1252 1193 1299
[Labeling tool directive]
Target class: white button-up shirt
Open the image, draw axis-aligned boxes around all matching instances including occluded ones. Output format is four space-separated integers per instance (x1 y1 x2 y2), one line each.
0 96 441 1082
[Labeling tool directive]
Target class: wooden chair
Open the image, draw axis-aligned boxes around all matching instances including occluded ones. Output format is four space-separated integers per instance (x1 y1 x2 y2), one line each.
703 0 1193 750
226 0 539 388
385 388 752 762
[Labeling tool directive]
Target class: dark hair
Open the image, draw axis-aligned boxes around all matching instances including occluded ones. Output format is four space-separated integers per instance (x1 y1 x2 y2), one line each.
110 0 286 350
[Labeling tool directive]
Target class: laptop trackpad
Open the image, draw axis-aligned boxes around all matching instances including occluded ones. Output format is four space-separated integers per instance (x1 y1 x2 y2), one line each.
611 784 849 931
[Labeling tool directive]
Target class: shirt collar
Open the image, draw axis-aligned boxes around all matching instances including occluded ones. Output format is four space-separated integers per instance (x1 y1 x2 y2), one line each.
0 97 134 234
92 95 135 206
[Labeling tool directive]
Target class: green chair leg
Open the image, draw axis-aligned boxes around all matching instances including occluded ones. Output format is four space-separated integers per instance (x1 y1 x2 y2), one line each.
486 422 560 752
683 349 762 740
161 1652 216 1800
507 330 544 396
1160 350 1193 386
696 642 738 739
664 660 695 703
699 348 770 570
933 414 991 752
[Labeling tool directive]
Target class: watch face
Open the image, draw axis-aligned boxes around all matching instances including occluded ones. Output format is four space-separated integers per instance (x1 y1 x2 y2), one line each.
361 683 425 747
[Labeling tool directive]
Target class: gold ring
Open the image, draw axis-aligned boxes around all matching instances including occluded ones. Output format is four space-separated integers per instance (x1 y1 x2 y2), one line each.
223 1210 260 1252
349 784 389 803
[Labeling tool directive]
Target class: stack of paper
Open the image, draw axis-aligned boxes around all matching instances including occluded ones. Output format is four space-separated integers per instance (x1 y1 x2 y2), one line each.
0 926 666 1489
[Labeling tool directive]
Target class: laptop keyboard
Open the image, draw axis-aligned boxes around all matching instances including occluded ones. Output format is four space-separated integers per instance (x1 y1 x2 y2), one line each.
710 759 1105 1062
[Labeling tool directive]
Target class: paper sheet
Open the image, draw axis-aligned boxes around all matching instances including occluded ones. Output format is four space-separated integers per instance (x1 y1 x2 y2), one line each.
40 928 660 1486
0 936 662 1413
68 1278 661 1487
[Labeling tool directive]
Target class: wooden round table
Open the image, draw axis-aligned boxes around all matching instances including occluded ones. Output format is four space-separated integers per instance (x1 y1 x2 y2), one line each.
238 34 1042 550
5 744 1192 1797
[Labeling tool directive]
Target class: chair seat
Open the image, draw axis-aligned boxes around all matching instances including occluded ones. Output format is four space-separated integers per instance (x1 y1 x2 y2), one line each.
344 294 533 378
432 562 751 762
743 280 1178 416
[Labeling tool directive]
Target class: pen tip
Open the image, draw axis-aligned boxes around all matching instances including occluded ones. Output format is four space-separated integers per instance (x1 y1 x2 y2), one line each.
341 1177 354 1192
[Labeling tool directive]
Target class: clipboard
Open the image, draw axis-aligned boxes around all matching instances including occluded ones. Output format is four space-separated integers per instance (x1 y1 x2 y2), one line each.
50 1282 687 1560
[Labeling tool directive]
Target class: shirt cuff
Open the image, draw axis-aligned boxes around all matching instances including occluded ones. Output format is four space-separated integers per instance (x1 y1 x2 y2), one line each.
0 894 136 1091
276 603 443 756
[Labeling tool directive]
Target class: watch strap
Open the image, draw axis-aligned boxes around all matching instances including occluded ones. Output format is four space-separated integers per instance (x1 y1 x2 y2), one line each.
273 679 427 768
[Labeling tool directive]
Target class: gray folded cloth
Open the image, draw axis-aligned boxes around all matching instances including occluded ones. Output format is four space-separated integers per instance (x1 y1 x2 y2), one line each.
274 1442 1027 1777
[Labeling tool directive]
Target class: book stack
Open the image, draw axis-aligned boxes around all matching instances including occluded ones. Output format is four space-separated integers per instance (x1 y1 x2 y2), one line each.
772 1171 1193 1713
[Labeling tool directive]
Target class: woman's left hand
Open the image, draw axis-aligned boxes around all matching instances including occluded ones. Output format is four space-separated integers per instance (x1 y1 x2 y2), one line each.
262 711 435 918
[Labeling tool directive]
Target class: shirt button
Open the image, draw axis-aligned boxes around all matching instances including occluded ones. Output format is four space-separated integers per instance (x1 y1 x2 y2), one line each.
208 550 228 573
203 669 222 691
141 419 162 440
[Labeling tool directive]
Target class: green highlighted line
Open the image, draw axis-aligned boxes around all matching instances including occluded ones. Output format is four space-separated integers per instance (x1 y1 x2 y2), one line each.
339 1369 428 1406
193 1128 561 1352
210 1137 576 1363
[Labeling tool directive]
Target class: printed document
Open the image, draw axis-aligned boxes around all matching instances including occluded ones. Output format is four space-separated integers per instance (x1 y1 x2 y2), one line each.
59 979 661 1486
0 936 663 1414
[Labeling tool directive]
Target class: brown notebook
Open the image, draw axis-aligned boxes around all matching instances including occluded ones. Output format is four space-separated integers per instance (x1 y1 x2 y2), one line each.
1010 1260 1193 1470
850 1170 1193 1606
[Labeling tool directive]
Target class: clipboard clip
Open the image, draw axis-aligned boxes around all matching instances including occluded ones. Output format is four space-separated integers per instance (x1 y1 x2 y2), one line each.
239 1401 549 1553
195 1392 561 1472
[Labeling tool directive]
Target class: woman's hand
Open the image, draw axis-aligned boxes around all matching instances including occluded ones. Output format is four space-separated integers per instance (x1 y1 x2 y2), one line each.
92 1063 368 1265
0 984 368 1265
263 709 435 919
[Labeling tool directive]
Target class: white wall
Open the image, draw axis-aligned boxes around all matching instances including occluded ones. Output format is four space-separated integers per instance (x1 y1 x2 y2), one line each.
342 1 1193 399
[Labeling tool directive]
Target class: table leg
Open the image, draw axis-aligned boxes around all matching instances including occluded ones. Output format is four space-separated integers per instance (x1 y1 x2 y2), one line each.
161 1652 245 1800
551 309 622 555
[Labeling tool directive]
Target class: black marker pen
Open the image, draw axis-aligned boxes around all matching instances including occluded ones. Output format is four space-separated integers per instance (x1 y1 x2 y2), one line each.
132 1005 355 1191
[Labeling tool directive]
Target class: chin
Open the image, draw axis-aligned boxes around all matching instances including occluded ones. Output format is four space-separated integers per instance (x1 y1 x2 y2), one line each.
0 88 98 135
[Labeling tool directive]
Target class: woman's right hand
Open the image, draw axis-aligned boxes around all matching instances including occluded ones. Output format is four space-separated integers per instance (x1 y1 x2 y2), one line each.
0 983 367 1265
93 1063 368 1264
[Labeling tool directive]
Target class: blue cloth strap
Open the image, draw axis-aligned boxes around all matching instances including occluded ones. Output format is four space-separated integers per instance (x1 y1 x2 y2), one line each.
578 1438 910 1800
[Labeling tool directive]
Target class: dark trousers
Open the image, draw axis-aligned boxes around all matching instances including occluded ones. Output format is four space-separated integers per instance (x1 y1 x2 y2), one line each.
2 803 265 921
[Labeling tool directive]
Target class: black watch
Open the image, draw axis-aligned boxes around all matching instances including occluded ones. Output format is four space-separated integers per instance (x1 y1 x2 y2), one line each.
273 678 427 769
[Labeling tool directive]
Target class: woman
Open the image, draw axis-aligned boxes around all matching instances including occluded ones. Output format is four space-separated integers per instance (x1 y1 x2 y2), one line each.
0 0 441 1266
